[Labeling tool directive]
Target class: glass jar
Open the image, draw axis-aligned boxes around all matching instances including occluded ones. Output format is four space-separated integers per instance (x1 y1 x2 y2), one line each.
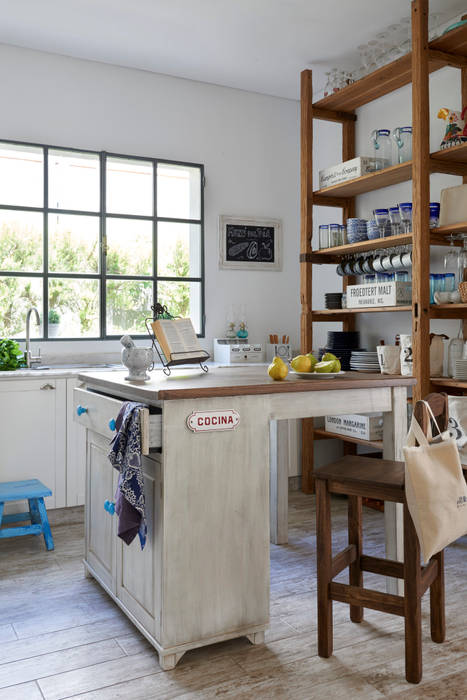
371 129 393 170
449 338 464 377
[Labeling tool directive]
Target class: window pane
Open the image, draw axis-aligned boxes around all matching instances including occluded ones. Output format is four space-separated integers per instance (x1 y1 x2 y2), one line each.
0 277 43 338
157 163 201 220
49 150 100 212
106 279 153 335
48 214 99 274
106 218 152 276
0 143 43 207
48 278 99 338
106 157 153 216
157 222 201 277
157 280 201 333
0 210 43 272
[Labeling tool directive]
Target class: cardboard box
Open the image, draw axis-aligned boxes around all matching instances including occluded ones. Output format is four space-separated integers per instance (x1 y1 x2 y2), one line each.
346 281 412 308
325 413 384 441
439 183 467 226
318 156 389 189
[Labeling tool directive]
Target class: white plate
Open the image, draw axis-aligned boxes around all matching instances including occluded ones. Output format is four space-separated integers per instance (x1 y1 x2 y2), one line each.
291 370 346 379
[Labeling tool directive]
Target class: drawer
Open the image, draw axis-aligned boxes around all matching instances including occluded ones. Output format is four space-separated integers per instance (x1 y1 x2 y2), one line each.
73 388 162 453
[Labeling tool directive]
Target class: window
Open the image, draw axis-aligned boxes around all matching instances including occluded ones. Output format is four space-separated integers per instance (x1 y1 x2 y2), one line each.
0 140 204 340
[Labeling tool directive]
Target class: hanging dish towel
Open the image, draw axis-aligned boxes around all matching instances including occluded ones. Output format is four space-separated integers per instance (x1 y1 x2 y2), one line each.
108 401 147 549
404 401 467 563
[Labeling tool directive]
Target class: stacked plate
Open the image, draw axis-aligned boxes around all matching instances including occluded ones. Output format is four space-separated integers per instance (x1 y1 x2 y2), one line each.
454 359 467 380
350 351 380 373
325 293 343 309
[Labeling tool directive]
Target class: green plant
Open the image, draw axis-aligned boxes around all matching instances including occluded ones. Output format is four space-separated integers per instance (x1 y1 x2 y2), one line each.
48 309 60 324
0 338 25 371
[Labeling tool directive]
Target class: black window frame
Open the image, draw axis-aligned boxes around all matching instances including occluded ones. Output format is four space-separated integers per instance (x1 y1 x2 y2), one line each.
0 138 205 340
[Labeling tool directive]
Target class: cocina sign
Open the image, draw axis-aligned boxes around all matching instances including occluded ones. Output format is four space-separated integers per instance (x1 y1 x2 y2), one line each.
186 409 240 433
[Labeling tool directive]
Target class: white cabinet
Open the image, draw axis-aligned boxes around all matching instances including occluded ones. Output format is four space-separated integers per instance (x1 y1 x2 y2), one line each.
0 378 66 509
66 378 86 506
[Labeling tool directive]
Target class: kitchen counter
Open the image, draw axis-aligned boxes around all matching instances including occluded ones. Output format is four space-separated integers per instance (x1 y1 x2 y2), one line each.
75 367 413 670
0 364 123 380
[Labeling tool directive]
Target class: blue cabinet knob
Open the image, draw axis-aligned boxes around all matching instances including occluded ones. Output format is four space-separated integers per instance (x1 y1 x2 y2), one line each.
77 405 88 416
104 499 115 515
109 418 116 431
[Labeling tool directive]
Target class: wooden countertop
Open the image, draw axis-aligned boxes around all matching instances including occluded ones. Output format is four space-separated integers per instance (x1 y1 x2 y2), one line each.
79 366 415 401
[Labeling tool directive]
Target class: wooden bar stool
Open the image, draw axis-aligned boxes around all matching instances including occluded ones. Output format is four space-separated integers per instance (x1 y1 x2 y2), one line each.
315 394 447 684
0 479 54 550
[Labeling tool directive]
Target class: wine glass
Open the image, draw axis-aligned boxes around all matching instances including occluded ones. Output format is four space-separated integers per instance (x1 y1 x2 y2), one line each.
444 234 459 286
374 209 390 238
457 234 467 284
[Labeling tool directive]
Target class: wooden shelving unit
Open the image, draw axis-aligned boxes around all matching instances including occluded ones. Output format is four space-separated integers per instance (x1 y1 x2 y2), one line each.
299 0 467 492
314 428 383 451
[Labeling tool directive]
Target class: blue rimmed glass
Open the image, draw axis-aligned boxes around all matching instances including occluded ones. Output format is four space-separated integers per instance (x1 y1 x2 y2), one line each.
319 224 330 249
374 208 390 238
389 207 401 235
429 202 440 229
329 223 341 247
399 202 412 233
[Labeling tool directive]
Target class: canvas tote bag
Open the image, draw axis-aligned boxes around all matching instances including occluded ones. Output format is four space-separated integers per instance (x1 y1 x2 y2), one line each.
404 401 467 563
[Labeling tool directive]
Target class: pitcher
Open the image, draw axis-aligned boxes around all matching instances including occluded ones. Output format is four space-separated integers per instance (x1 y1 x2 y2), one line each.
371 129 392 170
393 126 412 163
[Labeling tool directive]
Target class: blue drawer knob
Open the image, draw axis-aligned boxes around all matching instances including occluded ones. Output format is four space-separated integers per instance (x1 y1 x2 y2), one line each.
77 405 88 416
104 499 115 515
109 418 116 431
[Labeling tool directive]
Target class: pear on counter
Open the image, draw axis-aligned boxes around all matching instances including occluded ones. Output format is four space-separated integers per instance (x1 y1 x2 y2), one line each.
306 352 318 371
314 360 337 373
291 354 312 372
268 356 288 380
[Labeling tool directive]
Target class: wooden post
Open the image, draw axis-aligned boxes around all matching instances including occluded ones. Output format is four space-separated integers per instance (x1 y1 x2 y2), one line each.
300 69 315 493
462 66 467 340
342 118 356 332
411 0 431 403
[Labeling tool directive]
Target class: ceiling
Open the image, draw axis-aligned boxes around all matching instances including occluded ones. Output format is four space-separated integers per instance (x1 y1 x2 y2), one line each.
0 0 465 100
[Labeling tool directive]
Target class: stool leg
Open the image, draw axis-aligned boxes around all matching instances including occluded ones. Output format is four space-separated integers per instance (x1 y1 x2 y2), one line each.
28 499 40 526
36 498 54 551
404 504 422 684
430 550 445 643
316 478 333 657
0 502 4 528
348 495 363 623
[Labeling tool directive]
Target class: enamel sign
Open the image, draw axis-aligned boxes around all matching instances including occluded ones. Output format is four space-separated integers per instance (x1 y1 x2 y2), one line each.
186 409 240 433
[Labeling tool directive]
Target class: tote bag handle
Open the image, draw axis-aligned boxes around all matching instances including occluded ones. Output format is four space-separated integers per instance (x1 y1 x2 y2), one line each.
406 400 444 447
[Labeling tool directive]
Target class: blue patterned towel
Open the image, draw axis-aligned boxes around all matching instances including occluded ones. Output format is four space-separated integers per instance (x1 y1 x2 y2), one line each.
108 401 147 549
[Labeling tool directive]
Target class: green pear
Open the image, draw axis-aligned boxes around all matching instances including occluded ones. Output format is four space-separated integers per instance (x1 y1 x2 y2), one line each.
314 360 336 373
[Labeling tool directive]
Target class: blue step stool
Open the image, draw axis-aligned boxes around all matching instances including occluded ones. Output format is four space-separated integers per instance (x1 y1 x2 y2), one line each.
0 479 54 550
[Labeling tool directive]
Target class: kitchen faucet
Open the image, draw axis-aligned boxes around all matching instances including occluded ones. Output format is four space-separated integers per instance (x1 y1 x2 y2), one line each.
25 307 42 368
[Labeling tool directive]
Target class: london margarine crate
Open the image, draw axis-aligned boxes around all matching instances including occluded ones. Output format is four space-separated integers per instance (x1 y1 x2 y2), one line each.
347 281 412 308
318 156 389 189
325 413 384 441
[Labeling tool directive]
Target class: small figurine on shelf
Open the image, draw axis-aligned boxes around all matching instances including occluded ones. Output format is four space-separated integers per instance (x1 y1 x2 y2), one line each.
237 321 248 339
438 107 467 149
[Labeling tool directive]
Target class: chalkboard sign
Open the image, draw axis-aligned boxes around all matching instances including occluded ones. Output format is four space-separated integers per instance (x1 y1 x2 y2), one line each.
219 216 282 270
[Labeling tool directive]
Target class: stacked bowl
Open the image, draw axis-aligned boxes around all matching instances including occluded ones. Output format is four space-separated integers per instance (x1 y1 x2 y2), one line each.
319 331 362 371
346 218 368 243
325 292 343 309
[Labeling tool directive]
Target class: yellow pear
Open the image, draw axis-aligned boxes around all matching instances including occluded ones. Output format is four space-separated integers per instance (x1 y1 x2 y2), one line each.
291 354 312 373
321 352 337 363
268 356 288 380
306 352 318 370
314 360 336 373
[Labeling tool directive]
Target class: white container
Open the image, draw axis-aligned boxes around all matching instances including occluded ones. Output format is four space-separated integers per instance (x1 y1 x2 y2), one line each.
213 338 265 364
439 183 467 226
325 413 384 441
266 343 291 363
346 281 412 308
318 156 387 189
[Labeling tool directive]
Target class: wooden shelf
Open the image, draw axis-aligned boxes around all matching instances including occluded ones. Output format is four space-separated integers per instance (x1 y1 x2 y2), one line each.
430 303 467 318
431 141 467 165
430 377 467 391
314 162 412 199
312 306 411 321
432 222 467 236
309 233 413 262
314 428 383 451
312 24 467 114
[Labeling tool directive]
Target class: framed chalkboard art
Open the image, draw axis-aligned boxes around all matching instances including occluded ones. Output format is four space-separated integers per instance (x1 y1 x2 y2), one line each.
219 216 282 271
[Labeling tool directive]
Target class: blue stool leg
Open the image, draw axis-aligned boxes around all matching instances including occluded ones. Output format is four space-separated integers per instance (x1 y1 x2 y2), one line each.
28 499 40 526
0 502 4 529
36 498 54 551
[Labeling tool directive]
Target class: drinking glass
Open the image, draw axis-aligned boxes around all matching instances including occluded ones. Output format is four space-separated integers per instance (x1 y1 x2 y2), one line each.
458 235 467 283
329 223 341 247
444 273 456 292
389 207 401 235
396 270 409 282
444 234 459 285
399 202 412 233
429 202 440 228
371 129 392 170
323 71 332 98
429 273 436 304
319 224 330 249
374 209 390 238
340 225 347 245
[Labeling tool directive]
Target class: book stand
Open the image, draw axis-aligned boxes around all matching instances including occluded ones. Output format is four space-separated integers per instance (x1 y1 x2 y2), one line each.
145 304 210 376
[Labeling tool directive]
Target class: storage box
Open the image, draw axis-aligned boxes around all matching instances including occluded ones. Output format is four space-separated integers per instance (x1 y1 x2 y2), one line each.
439 183 467 226
318 156 388 189
346 281 412 308
325 413 384 441
213 338 265 363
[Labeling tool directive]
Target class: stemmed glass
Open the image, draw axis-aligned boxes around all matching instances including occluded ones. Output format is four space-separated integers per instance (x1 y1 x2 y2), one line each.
374 209 390 238
457 234 467 284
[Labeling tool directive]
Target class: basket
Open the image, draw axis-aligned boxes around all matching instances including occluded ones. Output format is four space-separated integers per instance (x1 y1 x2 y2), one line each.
459 282 467 303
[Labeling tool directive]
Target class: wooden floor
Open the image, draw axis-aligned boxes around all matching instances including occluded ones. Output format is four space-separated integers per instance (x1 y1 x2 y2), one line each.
0 492 466 699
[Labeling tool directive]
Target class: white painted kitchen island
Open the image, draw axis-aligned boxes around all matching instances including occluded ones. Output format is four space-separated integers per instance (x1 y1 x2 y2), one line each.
75 367 414 669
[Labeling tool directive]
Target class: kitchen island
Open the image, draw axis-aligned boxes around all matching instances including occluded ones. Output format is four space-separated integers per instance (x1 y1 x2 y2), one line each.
75 367 414 669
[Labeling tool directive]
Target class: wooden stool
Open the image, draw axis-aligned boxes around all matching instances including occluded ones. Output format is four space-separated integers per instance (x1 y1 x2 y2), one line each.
0 479 54 551
315 395 450 684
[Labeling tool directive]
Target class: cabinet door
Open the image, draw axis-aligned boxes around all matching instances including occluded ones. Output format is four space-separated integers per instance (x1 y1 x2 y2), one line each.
86 430 117 594
66 379 86 506
0 378 66 509
116 455 162 637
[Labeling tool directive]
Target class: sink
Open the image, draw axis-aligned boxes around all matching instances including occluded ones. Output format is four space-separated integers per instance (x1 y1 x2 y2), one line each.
31 363 122 370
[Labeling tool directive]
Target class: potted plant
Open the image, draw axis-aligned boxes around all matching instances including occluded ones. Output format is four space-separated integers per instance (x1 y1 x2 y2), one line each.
48 309 61 338
0 338 25 371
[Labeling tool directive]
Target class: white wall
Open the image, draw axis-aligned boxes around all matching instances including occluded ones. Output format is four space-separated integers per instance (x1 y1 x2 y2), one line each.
0 43 300 358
